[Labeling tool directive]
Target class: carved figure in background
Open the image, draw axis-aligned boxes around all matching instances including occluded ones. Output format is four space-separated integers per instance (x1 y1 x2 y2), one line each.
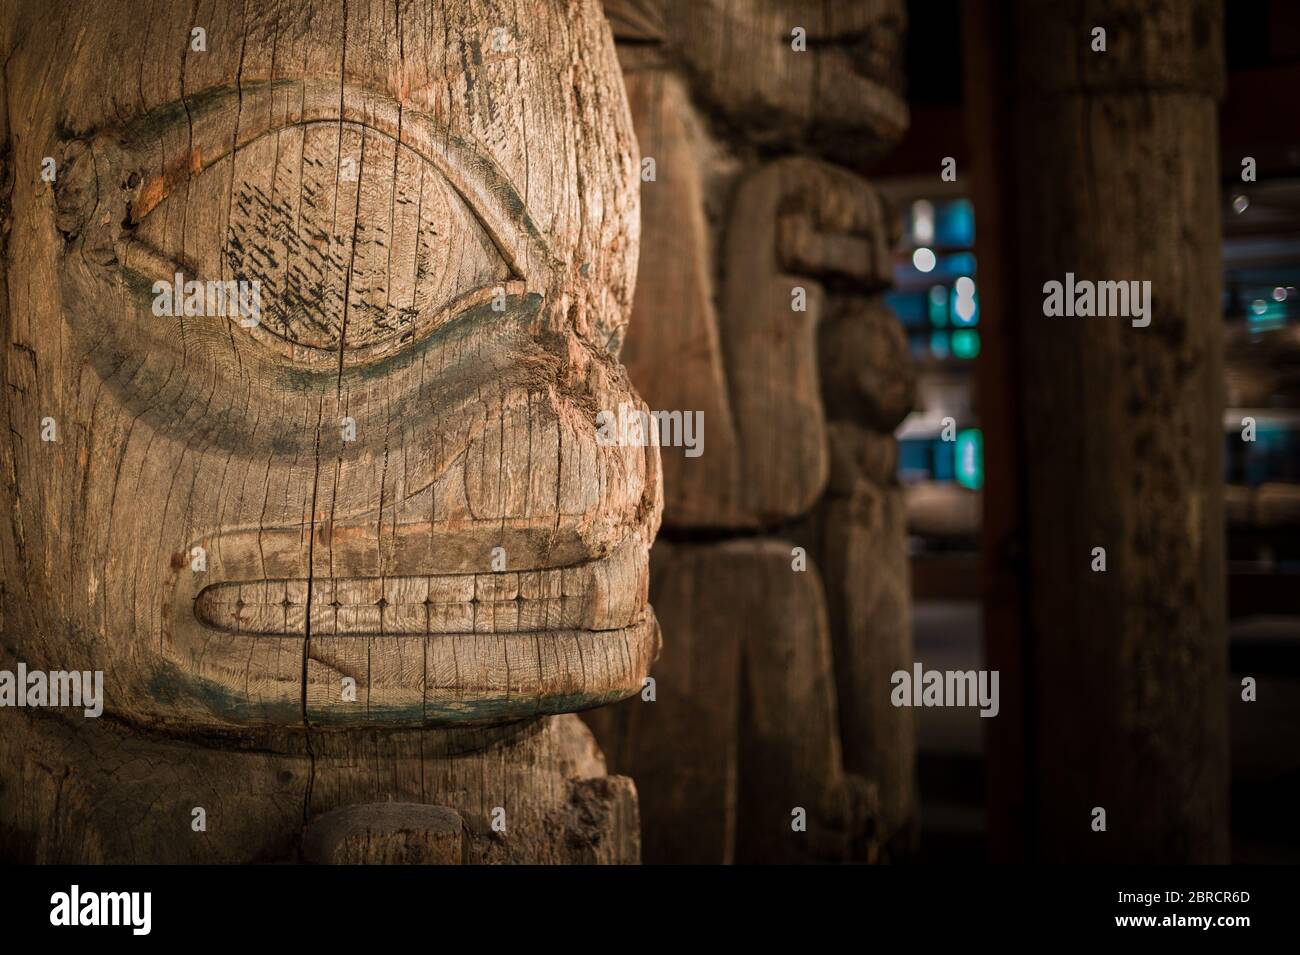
587 0 918 863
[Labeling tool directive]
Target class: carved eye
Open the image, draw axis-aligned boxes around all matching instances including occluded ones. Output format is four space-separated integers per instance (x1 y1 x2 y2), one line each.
129 121 514 363
113 82 550 372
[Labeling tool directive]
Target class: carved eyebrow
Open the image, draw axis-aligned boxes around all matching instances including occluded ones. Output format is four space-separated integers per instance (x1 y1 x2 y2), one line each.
121 78 555 289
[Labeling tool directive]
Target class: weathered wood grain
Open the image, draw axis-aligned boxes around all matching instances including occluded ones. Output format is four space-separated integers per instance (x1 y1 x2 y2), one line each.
589 1 915 863
303 803 466 865
1011 0 1228 863
729 540 877 864
0 710 638 864
583 540 742 863
607 0 908 166
808 464 918 859
587 539 875 863
1 0 656 863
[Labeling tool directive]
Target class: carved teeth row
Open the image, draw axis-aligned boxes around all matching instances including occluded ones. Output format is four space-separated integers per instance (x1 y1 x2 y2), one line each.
193 546 647 637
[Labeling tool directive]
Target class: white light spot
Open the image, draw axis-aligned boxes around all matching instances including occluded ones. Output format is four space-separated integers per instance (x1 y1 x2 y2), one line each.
911 200 935 245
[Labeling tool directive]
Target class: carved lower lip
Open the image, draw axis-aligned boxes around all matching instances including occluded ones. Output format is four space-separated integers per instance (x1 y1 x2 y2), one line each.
194 563 643 637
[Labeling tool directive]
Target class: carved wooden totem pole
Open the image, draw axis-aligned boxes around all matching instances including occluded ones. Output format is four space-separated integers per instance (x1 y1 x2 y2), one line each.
586 0 919 863
0 0 662 863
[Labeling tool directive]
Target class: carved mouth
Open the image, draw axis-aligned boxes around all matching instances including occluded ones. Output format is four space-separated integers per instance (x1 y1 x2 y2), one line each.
194 557 644 637
177 539 658 727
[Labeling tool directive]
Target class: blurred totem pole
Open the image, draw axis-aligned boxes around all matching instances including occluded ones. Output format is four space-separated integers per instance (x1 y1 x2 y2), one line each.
587 0 919 863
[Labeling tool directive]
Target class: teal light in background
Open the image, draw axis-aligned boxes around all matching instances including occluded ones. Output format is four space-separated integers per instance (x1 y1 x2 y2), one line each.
952 329 981 359
936 198 976 246
1248 298 1287 329
955 429 984 490
930 330 950 359
928 285 948 326
943 252 978 277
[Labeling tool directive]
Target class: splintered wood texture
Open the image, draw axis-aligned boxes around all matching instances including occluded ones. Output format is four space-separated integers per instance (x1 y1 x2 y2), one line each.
1012 0 1228 862
0 713 639 864
0 0 658 735
617 67 896 528
162 122 509 353
303 803 466 864
585 539 876 864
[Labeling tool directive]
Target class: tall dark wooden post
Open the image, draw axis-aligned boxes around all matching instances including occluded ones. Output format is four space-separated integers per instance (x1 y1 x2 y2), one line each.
1009 0 1229 862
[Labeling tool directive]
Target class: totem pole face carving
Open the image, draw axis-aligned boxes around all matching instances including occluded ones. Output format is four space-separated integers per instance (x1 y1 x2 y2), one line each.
3 0 660 732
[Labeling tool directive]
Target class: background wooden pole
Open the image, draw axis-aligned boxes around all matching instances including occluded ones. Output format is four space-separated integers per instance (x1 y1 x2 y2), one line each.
1010 0 1229 862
